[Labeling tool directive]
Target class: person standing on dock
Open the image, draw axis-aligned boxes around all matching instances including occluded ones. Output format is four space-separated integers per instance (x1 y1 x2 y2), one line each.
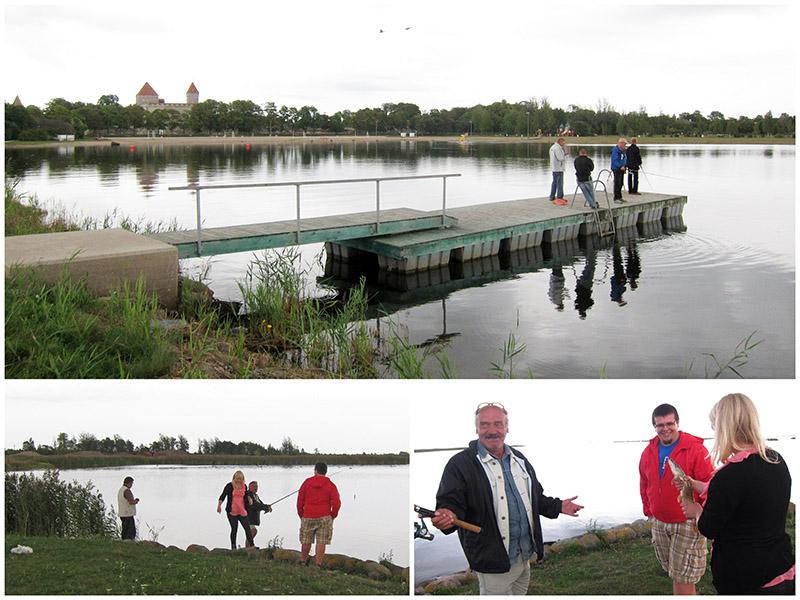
611 138 628 202
549 138 570 205
117 476 140 540
574 148 598 208
297 462 341 567
431 403 584 595
639 403 714 595
247 480 273 546
626 137 643 195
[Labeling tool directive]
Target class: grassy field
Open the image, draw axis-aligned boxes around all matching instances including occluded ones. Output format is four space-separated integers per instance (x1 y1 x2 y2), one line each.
4 535 407 595
424 509 794 595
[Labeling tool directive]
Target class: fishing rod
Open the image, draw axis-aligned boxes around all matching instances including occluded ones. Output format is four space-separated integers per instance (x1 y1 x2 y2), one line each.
639 168 693 183
268 467 352 506
414 504 482 534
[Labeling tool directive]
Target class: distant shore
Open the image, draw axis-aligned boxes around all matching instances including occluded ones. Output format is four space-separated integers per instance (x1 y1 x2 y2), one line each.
5 134 794 149
5 450 409 471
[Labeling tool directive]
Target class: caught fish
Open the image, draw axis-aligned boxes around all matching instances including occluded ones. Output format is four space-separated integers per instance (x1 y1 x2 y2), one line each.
667 457 698 533
667 458 694 504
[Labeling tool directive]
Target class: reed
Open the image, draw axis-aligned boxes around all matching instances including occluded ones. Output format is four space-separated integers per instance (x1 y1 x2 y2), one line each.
5 266 175 378
5 470 117 539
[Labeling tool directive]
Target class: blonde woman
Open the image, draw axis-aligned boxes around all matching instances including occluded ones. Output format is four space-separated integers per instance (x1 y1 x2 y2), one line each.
217 470 256 549
677 394 794 594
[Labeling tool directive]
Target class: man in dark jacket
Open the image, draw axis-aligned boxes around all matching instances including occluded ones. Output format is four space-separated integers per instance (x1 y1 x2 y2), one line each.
574 148 598 208
639 403 713 595
246 481 272 546
432 403 583 595
626 137 643 194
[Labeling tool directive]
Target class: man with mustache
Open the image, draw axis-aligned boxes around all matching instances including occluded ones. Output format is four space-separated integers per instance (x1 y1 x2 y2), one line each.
431 403 584 595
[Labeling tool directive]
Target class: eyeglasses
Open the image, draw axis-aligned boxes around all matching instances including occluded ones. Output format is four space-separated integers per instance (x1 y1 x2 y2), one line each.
654 422 677 430
475 402 507 415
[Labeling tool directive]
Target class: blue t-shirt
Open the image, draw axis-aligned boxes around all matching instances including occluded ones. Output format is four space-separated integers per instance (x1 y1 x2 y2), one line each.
658 433 681 477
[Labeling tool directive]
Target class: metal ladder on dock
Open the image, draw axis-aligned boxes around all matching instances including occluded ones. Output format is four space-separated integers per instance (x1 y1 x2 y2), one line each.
572 176 616 238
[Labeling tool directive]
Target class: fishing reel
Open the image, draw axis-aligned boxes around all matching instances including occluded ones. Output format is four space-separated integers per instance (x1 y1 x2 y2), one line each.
414 504 434 541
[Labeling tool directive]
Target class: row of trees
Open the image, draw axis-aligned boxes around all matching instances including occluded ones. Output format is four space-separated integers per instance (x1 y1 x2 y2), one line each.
14 433 304 456
6 94 795 141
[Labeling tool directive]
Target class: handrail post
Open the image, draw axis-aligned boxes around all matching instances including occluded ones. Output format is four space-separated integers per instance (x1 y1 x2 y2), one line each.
195 188 203 255
375 180 381 234
295 184 301 244
441 176 447 226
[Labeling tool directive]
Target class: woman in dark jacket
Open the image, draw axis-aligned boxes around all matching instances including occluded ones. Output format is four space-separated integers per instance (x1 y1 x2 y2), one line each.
216 470 256 549
678 394 794 594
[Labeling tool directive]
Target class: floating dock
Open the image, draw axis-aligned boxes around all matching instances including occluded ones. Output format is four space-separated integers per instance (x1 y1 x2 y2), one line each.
329 192 687 272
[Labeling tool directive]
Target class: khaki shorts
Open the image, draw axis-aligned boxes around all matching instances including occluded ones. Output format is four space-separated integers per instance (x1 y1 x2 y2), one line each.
650 518 708 584
299 516 333 545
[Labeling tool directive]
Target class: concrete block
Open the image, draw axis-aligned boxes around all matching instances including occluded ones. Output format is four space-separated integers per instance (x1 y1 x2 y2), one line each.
543 224 580 243
637 207 663 223
325 241 365 260
377 250 450 273
5 229 178 309
507 231 543 251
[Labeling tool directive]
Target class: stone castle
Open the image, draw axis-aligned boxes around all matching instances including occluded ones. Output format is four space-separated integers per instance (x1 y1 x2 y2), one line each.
136 82 199 113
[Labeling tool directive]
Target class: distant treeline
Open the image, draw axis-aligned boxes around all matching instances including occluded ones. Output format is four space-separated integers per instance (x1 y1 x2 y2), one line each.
8 432 374 458
5 451 409 472
5 94 795 141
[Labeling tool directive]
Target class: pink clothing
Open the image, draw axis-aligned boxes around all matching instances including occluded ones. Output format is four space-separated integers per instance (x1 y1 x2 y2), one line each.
230 485 248 517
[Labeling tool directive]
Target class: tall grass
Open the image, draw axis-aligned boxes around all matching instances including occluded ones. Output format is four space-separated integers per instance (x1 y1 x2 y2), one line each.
5 470 118 539
5 267 175 378
239 248 384 377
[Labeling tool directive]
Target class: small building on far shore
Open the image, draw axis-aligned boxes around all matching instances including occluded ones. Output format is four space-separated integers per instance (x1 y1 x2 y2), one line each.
136 82 199 113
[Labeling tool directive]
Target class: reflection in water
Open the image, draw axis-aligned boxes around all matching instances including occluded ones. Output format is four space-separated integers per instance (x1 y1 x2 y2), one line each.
323 220 668 325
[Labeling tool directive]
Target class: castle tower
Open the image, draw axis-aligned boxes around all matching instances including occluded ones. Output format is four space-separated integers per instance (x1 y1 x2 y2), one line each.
136 82 159 107
186 82 199 105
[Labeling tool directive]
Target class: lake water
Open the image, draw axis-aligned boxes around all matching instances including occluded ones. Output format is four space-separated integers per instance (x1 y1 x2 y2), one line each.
6 141 794 378
412 436 797 583
28 464 408 566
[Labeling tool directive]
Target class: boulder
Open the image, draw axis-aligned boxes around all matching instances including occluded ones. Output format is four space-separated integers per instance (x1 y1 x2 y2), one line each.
185 544 209 553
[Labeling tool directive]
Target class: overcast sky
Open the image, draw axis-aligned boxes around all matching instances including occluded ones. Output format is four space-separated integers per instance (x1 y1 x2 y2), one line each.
4 380 410 454
5 380 796 456
4 1 796 119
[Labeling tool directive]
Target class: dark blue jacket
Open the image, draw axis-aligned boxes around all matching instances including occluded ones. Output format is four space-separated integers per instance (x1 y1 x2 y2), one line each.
435 440 562 573
611 145 627 170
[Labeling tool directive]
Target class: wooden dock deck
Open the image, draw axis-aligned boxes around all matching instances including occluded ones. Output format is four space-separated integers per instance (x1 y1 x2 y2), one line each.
148 208 458 259
337 192 686 262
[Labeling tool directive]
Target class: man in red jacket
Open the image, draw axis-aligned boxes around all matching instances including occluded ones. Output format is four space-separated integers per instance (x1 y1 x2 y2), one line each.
639 404 714 595
297 462 341 567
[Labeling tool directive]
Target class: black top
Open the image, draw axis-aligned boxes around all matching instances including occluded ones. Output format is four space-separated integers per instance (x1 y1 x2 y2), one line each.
574 155 594 182
626 143 642 169
435 440 562 573
247 492 271 525
697 449 794 594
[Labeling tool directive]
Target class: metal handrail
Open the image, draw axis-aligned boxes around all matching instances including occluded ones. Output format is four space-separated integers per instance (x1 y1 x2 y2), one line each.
169 174 461 255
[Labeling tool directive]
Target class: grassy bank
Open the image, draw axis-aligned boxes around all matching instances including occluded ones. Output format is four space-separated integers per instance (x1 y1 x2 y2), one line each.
5 450 408 471
4 535 407 595
5 182 434 379
5 134 795 149
423 508 794 595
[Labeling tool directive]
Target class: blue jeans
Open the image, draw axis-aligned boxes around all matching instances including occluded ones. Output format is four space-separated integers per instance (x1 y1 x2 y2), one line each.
550 172 564 200
578 181 598 208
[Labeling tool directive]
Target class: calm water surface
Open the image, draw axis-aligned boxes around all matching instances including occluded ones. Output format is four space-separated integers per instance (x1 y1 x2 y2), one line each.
32 464 408 566
7 141 794 378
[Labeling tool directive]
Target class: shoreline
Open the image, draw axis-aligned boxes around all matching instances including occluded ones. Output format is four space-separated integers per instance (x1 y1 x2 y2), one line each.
5 134 795 150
